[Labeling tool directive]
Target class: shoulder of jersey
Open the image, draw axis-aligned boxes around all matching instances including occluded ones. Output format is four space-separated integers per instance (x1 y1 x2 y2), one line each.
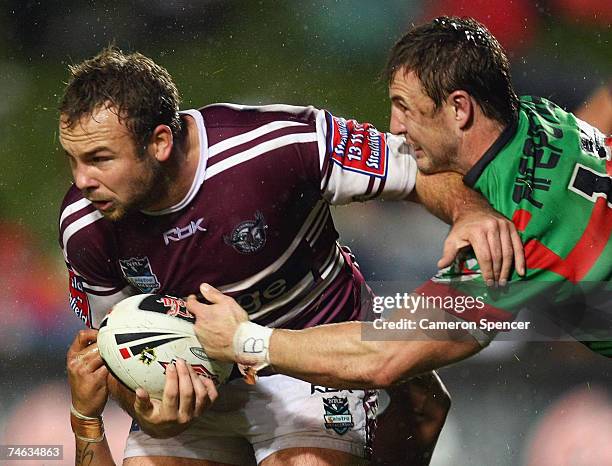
200 103 320 128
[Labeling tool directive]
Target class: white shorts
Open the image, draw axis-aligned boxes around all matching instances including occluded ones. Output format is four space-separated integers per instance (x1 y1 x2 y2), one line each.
124 374 378 465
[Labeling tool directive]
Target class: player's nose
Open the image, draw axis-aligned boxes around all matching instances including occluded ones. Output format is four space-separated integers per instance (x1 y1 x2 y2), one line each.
389 107 407 136
73 165 100 191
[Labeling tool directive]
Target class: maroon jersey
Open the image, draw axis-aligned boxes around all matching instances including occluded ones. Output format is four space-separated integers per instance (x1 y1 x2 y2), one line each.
59 104 416 329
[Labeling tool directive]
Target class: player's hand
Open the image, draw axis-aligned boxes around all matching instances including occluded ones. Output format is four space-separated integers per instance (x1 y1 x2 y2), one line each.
66 329 109 418
133 358 217 439
438 210 525 286
187 283 249 363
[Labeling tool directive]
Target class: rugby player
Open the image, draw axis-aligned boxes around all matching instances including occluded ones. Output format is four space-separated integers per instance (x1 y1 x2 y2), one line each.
59 47 524 465
190 17 611 390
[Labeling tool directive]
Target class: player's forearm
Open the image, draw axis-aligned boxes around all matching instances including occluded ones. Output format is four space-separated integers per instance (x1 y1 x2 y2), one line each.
268 321 476 388
75 436 115 466
70 406 115 466
411 171 491 224
269 322 380 388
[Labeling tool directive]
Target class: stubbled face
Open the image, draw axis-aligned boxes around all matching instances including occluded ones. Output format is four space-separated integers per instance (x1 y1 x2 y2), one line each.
60 106 163 221
389 69 459 174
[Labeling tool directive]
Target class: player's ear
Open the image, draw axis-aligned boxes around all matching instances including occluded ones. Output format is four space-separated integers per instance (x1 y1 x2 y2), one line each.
447 90 473 130
150 124 173 162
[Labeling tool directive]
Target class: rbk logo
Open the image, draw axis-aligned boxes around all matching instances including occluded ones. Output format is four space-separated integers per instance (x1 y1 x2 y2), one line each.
163 218 207 245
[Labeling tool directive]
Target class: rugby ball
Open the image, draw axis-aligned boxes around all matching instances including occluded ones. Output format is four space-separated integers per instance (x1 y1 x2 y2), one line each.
97 294 232 399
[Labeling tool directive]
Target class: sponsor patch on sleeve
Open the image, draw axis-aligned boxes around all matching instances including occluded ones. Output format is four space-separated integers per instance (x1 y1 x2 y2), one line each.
68 269 92 328
328 114 388 178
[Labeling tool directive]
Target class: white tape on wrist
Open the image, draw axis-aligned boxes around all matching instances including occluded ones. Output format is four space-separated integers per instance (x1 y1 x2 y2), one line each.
70 403 102 421
233 321 273 371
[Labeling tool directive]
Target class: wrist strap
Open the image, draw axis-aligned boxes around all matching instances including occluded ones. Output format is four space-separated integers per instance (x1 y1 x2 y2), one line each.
70 403 102 421
70 412 105 443
233 321 273 375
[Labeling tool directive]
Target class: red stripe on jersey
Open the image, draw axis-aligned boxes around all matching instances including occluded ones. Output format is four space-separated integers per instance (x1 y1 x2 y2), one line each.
522 198 612 283
512 209 532 232
120 348 131 359
416 280 514 323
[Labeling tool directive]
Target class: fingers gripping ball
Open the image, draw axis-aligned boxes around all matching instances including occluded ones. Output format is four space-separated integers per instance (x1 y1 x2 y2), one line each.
97 294 232 400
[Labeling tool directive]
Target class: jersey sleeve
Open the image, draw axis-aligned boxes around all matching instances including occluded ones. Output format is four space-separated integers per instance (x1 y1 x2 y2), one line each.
59 190 135 329
416 252 611 351
314 110 417 205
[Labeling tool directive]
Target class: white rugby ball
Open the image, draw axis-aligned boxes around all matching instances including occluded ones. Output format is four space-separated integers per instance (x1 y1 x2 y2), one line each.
98 294 232 399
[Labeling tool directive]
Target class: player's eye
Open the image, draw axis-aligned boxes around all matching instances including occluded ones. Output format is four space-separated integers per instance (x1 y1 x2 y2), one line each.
92 156 112 164
395 101 409 112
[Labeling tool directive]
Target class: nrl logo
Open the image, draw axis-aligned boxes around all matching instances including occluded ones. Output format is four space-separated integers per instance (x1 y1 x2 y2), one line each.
224 211 268 254
119 257 161 293
322 396 354 435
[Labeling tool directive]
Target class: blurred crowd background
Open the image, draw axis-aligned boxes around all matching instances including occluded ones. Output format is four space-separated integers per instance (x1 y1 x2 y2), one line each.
0 1 610 464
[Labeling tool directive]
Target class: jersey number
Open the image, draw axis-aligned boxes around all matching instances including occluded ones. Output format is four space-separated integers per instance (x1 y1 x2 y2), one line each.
568 163 611 207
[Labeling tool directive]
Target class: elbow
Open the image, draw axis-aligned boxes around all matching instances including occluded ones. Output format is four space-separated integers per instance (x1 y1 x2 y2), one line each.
369 370 398 389
365 353 413 388
370 366 407 388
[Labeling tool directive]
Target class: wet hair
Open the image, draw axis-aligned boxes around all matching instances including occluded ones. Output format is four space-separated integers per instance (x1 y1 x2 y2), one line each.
384 16 519 125
59 46 183 152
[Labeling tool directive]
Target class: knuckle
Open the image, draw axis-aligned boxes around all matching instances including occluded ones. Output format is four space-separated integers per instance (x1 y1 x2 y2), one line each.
485 219 497 229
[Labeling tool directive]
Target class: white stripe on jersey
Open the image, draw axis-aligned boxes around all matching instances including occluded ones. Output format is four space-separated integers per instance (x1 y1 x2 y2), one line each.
315 109 328 172
208 121 309 159
266 246 345 327
61 210 104 259
249 245 340 320
82 281 118 293
59 198 92 227
205 132 318 180
218 200 327 293
306 207 330 246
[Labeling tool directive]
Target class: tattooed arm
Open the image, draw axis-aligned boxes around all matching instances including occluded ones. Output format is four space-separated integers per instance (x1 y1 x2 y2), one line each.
67 329 116 466
74 438 115 466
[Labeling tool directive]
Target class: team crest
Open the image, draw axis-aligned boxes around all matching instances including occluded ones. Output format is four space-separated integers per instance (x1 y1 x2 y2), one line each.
225 211 268 254
119 257 161 293
322 396 354 435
